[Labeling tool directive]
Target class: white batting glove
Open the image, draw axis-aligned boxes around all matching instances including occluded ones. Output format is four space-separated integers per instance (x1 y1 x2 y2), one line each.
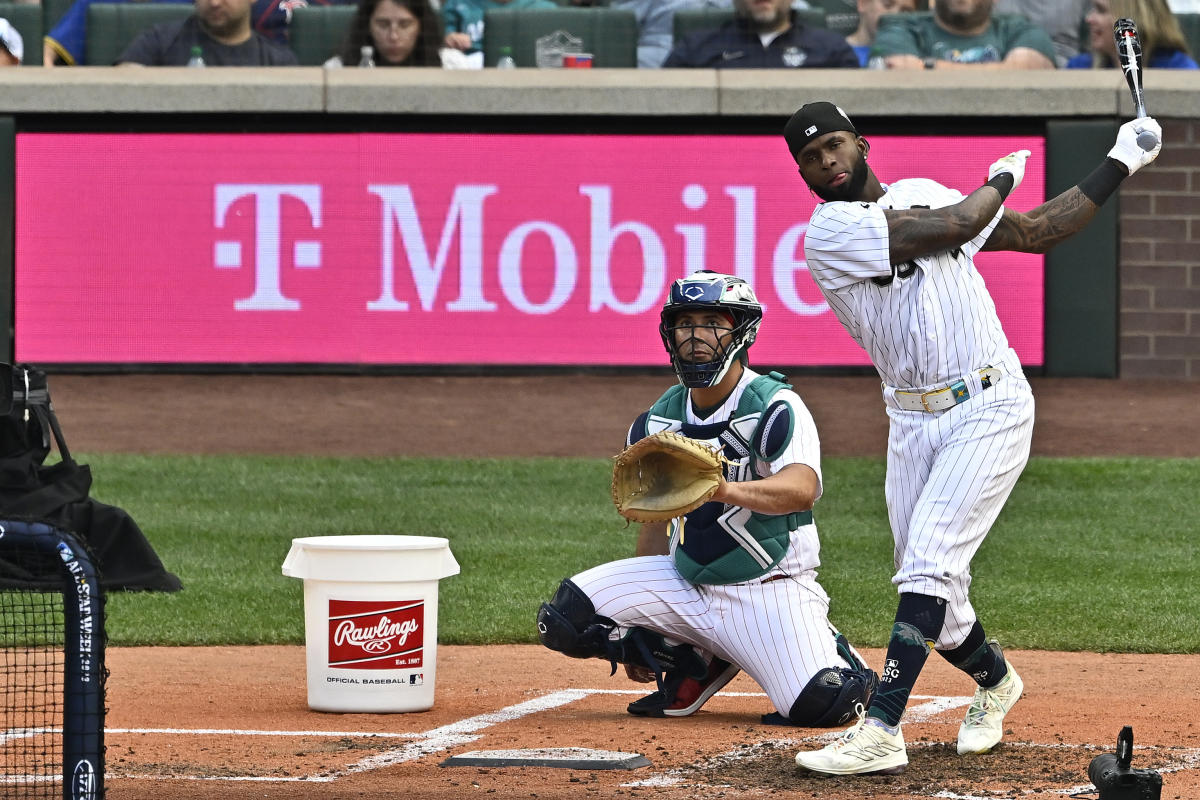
1109 117 1163 175
988 150 1031 192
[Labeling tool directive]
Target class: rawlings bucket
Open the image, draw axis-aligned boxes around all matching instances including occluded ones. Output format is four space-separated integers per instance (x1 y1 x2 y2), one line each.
282 535 460 713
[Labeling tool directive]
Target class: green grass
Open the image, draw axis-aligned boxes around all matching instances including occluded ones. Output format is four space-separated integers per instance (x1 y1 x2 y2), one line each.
79 454 1200 653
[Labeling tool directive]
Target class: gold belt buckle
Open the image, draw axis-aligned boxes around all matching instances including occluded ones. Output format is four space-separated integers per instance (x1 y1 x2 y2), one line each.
921 380 969 412
919 388 943 413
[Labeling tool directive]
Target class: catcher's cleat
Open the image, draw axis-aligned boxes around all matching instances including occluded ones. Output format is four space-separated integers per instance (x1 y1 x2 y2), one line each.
626 657 740 718
957 662 1024 755
794 708 907 775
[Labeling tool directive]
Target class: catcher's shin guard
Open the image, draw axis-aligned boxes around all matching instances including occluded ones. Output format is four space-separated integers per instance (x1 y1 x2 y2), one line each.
786 665 880 728
536 579 615 659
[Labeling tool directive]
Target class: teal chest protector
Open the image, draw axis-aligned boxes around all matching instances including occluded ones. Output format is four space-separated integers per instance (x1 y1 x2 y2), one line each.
637 372 813 585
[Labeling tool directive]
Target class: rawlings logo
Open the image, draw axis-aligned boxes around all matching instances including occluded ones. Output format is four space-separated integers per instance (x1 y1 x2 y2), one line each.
333 617 419 651
328 599 424 669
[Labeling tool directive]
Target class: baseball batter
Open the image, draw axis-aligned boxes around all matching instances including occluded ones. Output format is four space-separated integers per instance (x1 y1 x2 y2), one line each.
784 102 1162 774
537 271 878 725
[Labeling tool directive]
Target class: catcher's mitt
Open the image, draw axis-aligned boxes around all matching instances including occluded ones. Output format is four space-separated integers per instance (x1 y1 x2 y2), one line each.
611 431 726 523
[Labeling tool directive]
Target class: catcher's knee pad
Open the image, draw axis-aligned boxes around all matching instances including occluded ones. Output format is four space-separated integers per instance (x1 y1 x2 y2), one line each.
787 665 880 728
536 579 613 659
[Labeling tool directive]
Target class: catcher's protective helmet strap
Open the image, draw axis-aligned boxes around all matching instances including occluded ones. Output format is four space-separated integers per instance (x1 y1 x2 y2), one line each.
660 271 763 389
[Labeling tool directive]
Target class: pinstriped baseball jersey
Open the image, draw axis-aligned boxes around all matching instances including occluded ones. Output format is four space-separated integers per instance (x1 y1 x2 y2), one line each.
568 367 854 715
802 176 1036 650
804 179 1010 390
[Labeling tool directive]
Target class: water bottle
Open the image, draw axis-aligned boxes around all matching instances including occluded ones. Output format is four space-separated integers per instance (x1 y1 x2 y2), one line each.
359 45 375 68
496 46 516 69
187 45 205 68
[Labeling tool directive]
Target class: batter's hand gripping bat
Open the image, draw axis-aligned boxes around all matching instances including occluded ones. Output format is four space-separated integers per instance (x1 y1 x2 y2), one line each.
1113 18 1160 151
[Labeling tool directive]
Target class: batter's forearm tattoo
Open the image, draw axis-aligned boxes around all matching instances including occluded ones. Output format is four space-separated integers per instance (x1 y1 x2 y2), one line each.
984 188 1098 254
887 191 1001 263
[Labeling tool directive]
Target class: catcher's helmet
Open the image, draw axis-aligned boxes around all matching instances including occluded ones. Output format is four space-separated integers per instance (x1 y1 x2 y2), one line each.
660 271 763 389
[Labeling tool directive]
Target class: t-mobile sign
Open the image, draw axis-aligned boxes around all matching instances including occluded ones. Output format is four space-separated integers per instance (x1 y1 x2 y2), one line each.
15 132 1044 366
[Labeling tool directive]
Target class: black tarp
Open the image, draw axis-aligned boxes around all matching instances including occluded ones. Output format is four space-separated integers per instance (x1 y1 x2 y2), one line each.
0 365 182 592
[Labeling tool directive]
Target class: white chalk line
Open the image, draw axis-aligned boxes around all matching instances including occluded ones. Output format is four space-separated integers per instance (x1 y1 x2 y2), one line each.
90 688 1200 792
102 688 590 783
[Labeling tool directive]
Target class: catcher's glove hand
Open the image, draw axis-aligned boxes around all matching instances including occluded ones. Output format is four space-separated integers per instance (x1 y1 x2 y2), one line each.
611 431 727 524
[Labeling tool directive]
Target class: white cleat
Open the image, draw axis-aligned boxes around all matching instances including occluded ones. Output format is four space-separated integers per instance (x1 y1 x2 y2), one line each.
795 711 907 775
957 664 1024 755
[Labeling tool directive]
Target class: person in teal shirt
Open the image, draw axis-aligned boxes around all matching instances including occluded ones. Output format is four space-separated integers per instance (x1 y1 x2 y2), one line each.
871 0 1057 69
1068 0 1198 69
441 0 556 57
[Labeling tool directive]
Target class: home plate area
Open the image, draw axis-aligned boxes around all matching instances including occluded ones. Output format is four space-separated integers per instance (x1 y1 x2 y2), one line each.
99 646 1200 800
430 689 1200 799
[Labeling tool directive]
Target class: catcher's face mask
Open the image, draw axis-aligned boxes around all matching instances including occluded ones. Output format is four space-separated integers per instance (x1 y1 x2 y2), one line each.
659 271 763 389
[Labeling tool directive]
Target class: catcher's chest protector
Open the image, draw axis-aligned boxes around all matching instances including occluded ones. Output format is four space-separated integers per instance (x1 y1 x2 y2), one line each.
643 372 810 585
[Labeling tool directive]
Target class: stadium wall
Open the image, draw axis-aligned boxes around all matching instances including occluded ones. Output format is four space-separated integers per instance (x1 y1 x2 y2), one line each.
0 68 1196 378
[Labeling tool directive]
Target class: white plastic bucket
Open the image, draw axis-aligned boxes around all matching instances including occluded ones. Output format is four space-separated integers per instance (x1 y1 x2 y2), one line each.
282 535 460 713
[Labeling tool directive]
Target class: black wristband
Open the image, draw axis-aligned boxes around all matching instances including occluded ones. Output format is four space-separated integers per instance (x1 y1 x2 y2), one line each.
1077 158 1128 206
985 172 1015 201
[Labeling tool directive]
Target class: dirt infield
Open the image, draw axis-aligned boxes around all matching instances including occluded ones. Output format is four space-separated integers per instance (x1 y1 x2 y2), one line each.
40 373 1200 799
101 646 1199 800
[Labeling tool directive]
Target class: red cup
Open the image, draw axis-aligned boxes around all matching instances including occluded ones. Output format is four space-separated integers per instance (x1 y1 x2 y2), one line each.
562 53 593 68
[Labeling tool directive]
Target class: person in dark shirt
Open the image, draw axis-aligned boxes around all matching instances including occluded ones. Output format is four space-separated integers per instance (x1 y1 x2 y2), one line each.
117 0 298 65
329 0 444 66
662 0 859 67
664 0 860 68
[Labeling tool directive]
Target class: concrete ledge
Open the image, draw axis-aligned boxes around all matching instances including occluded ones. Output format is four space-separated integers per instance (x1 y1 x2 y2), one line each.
1119 70 1200 118
716 69 1125 117
0 67 1180 118
325 67 719 115
0 67 326 112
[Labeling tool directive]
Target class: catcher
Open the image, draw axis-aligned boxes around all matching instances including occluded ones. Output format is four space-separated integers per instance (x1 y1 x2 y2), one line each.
536 270 877 725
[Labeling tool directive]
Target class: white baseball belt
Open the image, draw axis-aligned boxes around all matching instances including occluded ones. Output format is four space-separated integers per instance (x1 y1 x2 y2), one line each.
892 367 1004 413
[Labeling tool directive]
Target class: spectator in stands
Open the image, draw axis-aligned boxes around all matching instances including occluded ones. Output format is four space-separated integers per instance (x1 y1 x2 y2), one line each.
872 0 1057 68
0 18 23 65
663 0 860 67
995 0 1088 66
612 0 717 68
440 0 557 67
1068 0 1198 67
326 0 444 65
844 0 918 66
116 0 299 64
44 0 351 66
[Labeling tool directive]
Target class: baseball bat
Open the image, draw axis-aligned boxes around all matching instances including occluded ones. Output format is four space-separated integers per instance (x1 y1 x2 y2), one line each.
1113 18 1160 151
